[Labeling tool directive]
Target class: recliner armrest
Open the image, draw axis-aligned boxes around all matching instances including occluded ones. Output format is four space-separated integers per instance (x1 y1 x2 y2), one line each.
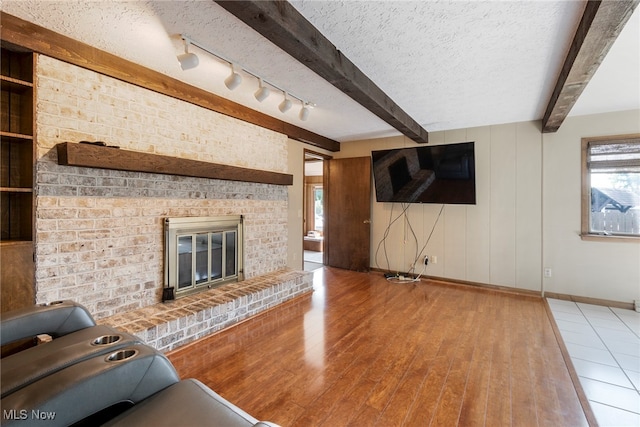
1 344 179 427
1 301 96 346
103 379 281 427
1 325 142 398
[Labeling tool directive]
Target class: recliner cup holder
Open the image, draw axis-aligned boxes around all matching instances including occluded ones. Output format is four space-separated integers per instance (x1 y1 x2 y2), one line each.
92 335 122 346
39 300 64 306
105 349 138 362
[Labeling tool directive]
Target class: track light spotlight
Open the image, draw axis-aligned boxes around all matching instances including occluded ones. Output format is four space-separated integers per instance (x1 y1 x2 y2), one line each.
175 35 316 116
254 79 270 102
177 39 199 71
224 64 242 90
299 102 310 121
279 93 292 113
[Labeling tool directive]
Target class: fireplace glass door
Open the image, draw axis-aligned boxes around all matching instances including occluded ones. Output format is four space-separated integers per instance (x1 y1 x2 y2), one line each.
176 231 239 292
166 216 243 298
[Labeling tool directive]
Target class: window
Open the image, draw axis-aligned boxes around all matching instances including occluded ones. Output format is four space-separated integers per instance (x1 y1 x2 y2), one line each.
581 134 640 239
314 186 324 232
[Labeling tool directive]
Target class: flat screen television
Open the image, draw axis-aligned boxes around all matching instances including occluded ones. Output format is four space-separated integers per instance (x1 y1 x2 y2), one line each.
371 141 476 204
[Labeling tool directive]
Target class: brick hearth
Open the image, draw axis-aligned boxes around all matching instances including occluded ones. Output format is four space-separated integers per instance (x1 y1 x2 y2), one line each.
99 269 313 352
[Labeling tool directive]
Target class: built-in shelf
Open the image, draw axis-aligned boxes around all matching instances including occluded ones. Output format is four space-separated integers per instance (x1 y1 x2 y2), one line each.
0 187 33 193
1 45 35 312
1 75 33 91
56 142 294 186
0 240 33 247
1 131 33 141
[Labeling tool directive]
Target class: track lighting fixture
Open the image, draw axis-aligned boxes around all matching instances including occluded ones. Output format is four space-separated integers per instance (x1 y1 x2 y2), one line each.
299 102 310 121
224 64 242 90
279 93 292 113
254 78 270 102
177 34 314 120
177 39 199 71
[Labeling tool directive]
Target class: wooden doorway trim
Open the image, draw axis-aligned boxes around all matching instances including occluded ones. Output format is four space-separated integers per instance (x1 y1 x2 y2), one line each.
303 149 332 267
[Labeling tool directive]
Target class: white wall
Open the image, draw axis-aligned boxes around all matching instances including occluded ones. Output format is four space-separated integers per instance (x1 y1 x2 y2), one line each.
332 110 640 304
336 121 543 292
542 110 640 303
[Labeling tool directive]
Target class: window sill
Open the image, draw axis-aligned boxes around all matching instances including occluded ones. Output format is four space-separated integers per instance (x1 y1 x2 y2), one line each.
580 233 640 242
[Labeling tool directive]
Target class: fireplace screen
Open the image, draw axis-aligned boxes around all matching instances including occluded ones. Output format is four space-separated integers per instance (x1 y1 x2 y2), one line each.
165 216 243 298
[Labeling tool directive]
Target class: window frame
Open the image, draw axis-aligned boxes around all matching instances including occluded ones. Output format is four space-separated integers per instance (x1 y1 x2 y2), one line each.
580 133 640 242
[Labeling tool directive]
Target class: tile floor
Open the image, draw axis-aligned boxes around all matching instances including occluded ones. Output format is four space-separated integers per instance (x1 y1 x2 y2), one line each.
303 250 323 271
547 298 640 426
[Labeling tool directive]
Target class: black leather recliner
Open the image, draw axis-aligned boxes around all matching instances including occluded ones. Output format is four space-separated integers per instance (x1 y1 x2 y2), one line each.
1 301 280 427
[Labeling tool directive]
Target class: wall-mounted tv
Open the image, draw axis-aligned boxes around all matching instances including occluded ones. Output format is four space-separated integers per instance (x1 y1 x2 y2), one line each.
371 142 476 204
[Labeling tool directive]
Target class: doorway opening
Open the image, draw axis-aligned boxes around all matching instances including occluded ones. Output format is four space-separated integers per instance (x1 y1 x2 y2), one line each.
303 151 327 271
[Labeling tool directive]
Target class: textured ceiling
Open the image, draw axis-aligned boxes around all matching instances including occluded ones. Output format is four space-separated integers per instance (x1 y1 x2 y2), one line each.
1 1 638 143
291 0 583 131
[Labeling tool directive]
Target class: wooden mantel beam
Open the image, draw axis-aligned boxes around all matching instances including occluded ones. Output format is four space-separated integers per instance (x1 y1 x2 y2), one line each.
0 12 340 152
57 142 294 186
542 0 639 133
216 0 429 144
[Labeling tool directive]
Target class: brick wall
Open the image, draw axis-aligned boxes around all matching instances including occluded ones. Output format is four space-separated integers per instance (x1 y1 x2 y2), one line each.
34 56 290 319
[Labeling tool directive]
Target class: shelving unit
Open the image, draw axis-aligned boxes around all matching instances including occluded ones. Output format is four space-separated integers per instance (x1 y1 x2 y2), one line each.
1 44 35 312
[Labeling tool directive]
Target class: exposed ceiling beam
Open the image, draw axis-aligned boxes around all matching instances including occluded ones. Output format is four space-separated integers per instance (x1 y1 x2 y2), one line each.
0 12 340 152
216 0 430 144
542 0 639 133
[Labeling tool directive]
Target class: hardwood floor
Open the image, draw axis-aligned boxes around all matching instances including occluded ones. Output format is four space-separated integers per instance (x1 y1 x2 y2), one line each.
168 267 590 426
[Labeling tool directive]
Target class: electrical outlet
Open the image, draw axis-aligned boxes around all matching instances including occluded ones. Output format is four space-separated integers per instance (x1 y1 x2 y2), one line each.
432 256 437 264
544 268 552 278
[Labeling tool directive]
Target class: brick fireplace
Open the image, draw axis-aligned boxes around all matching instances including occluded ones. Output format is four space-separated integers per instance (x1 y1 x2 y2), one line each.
33 55 301 321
